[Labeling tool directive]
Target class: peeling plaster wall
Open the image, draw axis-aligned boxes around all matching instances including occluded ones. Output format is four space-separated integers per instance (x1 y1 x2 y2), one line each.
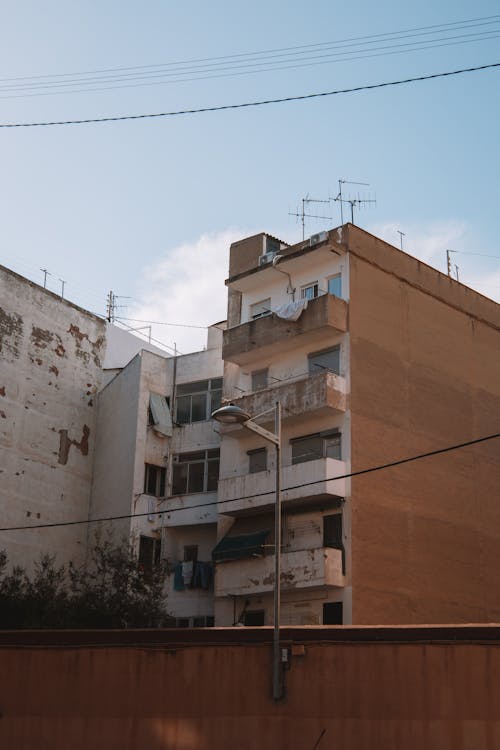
0 266 107 570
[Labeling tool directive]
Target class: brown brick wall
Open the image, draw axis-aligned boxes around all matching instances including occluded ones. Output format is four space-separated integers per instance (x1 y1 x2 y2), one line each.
347 228 500 624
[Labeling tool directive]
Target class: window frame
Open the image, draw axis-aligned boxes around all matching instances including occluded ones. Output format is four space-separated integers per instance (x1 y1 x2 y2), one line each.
248 447 268 474
144 463 166 497
308 345 340 375
175 378 222 425
300 282 319 301
251 368 269 391
291 430 341 465
250 298 272 320
171 449 220 496
327 273 342 298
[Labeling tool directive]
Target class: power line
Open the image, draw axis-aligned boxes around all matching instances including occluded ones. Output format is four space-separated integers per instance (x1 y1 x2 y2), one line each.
0 62 498 128
0 15 498 98
1 431 498 533
1 29 499 99
115 316 209 330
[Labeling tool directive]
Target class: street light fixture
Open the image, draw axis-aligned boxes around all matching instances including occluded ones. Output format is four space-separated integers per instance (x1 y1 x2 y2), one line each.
212 401 283 701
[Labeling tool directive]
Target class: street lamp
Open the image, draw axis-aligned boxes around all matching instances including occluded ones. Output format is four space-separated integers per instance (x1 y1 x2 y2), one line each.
212 401 283 701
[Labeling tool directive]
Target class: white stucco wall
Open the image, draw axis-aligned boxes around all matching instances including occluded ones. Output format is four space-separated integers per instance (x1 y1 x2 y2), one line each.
0 266 108 570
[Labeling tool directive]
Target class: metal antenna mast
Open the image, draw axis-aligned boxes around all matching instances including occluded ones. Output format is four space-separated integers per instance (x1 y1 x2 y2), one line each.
289 194 333 240
397 230 406 251
332 179 375 225
446 249 458 277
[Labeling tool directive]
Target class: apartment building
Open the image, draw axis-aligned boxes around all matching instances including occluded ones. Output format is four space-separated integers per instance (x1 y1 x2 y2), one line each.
214 225 500 626
0 264 223 627
90 325 223 626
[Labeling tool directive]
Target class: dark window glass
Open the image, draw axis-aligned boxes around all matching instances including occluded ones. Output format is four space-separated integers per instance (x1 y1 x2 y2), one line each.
175 395 191 424
190 393 207 422
172 462 188 495
291 436 324 464
308 346 340 375
144 464 166 496
184 545 198 562
323 602 343 625
244 610 265 626
206 457 220 492
251 369 268 391
177 380 208 395
248 448 267 473
188 461 205 493
324 433 341 460
323 514 343 548
138 535 159 581
301 283 319 300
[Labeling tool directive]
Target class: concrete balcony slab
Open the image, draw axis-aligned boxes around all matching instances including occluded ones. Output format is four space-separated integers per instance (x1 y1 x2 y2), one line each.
215 546 344 597
222 293 348 365
217 457 346 516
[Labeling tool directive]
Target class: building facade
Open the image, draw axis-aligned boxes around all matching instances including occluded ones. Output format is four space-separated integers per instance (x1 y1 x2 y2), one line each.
214 225 500 626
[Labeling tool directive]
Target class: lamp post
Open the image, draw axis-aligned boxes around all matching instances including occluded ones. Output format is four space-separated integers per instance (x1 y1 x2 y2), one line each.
212 402 283 701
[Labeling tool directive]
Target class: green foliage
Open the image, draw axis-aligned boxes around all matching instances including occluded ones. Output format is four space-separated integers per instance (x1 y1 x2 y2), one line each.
0 534 166 629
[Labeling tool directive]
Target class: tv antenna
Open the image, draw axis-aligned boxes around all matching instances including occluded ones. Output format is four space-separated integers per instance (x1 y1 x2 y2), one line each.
289 194 333 240
106 290 132 323
396 230 406 251
332 179 376 225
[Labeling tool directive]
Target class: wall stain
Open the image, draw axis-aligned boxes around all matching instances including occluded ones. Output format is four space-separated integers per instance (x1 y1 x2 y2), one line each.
0 410 6 419
58 425 90 465
67 325 105 366
0 307 23 360
0 387 5 397
49 365 59 377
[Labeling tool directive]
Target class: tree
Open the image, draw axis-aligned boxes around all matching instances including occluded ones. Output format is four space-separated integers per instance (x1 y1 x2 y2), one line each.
0 534 167 629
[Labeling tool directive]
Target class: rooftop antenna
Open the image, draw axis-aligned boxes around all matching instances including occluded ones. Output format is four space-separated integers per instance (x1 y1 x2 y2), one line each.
59 278 66 299
106 291 131 323
396 230 405 251
289 194 333 240
446 249 458 277
332 180 376 225
40 268 51 288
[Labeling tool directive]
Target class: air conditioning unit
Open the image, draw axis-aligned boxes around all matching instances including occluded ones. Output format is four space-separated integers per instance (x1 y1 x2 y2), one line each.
309 231 328 247
259 252 275 266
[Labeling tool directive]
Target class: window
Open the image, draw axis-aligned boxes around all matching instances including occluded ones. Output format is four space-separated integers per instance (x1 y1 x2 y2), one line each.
172 449 220 495
244 610 265 626
323 514 343 548
175 378 222 424
138 535 161 581
324 513 346 573
149 393 172 436
308 346 340 375
248 447 267 474
184 545 198 562
328 274 342 298
144 464 166 497
301 282 319 300
323 602 343 625
250 299 271 320
251 368 268 391
291 430 341 465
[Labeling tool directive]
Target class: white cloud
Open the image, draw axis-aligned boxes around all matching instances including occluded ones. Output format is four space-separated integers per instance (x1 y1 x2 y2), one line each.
368 219 468 269
129 229 250 355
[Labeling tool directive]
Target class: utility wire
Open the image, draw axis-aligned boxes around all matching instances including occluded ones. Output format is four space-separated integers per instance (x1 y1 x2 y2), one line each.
1 29 498 98
0 62 497 129
1 431 498 533
0 15 498 98
115 316 209 330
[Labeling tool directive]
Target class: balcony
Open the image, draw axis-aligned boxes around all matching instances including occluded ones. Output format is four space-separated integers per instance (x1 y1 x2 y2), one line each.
225 371 346 428
217 457 346 516
159 492 218 526
215 546 344 597
222 293 348 365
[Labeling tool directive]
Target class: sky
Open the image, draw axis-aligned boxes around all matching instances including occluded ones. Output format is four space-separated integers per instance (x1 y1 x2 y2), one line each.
0 1 499 353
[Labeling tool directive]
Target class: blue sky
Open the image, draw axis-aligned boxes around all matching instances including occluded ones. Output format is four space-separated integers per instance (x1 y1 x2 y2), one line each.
0 1 499 352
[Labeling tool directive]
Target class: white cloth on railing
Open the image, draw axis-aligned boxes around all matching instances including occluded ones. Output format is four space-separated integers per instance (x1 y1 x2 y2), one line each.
273 298 308 321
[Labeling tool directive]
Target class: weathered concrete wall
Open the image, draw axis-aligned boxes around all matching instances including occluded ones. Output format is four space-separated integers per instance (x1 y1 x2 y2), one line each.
0 266 107 569
347 225 500 624
2 625 500 750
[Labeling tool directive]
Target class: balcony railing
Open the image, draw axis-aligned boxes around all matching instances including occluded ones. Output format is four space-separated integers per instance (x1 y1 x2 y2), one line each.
224 370 346 425
215 546 344 597
222 293 348 365
217 457 346 516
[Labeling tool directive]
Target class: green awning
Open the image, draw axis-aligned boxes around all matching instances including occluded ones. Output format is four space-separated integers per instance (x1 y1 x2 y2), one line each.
212 530 271 563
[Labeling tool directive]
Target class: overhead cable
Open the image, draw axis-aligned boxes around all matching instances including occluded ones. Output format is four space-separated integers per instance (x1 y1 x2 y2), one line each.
1 431 498 533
